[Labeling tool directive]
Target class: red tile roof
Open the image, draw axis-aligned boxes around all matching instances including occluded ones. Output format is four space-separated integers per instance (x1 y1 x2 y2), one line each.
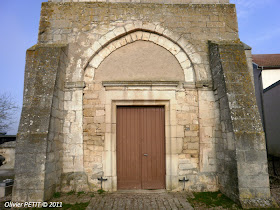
252 54 280 68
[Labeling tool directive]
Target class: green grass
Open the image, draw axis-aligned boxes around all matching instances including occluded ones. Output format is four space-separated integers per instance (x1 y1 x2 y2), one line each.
187 191 241 209
97 189 105 194
60 202 89 210
77 191 85 196
53 192 61 198
66 190 75 195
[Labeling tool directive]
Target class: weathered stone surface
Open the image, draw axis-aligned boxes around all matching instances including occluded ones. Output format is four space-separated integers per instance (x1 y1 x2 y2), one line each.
13 44 68 202
61 172 89 192
209 41 277 208
50 0 229 3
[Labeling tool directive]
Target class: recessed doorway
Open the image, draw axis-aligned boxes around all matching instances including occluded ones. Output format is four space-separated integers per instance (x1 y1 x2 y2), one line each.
116 106 166 190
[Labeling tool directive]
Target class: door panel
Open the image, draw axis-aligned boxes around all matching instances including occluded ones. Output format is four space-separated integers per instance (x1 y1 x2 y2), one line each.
117 107 141 189
141 107 165 189
117 106 165 190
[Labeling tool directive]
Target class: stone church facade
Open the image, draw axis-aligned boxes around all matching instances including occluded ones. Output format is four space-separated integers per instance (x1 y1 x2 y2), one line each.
13 0 277 208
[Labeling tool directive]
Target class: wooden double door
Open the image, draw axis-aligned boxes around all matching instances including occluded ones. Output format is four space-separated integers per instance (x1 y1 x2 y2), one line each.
117 106 166 190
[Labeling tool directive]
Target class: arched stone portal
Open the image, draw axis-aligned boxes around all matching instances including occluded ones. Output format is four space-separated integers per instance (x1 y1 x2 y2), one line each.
83 30 219 192
84 29 201 83
13 1 275 208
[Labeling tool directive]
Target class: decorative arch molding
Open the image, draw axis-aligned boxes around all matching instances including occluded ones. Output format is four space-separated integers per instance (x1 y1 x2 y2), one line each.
82 22 207 83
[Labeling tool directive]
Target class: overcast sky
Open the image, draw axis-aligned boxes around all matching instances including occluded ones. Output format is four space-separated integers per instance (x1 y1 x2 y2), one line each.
0 0 279 134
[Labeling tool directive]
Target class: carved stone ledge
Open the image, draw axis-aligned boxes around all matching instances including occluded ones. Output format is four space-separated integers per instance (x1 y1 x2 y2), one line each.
102 81 180 87
65 81 85 89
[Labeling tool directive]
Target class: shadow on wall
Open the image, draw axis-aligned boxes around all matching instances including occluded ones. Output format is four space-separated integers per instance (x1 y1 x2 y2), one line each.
0 155 5 166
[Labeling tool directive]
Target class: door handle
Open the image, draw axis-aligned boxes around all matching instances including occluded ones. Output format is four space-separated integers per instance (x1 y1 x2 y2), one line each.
143 154 148 156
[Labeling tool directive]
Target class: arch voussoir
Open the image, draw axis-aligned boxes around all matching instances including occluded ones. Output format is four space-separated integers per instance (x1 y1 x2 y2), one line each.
84 23 207 83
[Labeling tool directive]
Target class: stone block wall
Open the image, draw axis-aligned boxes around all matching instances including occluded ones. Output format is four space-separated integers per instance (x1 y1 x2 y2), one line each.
78 22 222 191
35 2 239 193
49 0 229 4
177 89 200 179
60 81 88 192
198 89 220 174
44 46 68 199
209 41 239 202
177 88 220 192
38 2 238 83
83 82 105 190
82 80 220 191
209 41 276 208
13 44 67 202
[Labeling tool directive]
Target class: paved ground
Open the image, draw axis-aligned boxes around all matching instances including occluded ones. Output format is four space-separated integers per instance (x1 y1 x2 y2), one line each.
86 191 194 210
0 189 279 209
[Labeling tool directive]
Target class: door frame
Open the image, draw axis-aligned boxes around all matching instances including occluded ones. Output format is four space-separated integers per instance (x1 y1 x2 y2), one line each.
103 98 178 191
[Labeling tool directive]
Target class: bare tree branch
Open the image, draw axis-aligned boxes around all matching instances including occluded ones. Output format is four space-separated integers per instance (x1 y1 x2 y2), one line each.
0 93 19 134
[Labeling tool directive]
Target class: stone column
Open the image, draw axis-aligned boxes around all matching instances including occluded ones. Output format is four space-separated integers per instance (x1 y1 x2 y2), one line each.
61 81 88 192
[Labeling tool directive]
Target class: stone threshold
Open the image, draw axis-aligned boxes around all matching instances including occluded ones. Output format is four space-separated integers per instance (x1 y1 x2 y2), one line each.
116 189 167 194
